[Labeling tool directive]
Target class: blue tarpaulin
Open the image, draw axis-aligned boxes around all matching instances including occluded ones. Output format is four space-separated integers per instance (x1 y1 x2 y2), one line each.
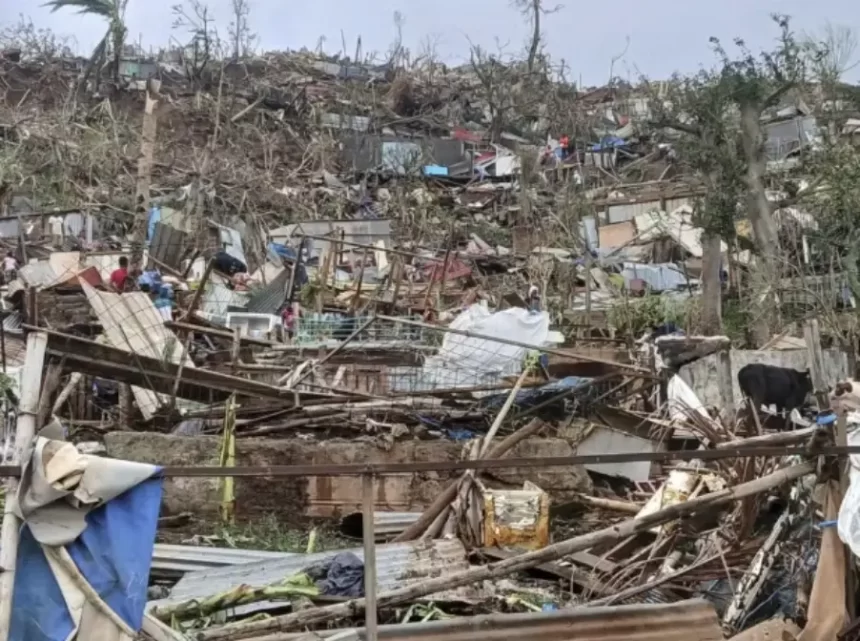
591 136 627 151
481 376 593 411
268 242 298 262
11 473 164 641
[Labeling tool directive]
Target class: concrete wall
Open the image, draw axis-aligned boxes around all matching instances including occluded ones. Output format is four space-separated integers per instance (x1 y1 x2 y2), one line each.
679 348 849 407
105 433 591 521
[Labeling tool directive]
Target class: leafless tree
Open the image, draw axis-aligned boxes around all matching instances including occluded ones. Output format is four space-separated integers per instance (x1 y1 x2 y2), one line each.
228 0 257 60
512 0 562 75
172 0 221 80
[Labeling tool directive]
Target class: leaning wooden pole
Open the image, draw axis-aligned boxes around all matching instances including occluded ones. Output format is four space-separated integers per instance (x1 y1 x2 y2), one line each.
0 332 47 640
198 461 814 641
393 417 546 542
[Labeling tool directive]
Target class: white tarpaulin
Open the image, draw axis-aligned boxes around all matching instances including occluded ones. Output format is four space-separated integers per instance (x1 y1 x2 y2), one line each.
837 425 860 558
666 375 709 421
404 303 550 393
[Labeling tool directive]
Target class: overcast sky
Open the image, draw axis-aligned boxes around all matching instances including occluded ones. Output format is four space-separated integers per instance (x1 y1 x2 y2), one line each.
2 0 858 85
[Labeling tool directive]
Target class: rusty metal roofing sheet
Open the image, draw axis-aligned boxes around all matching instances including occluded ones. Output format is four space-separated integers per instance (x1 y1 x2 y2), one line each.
273 599 721 641
148 221 189 271
150 539 470 611
246 267 289 314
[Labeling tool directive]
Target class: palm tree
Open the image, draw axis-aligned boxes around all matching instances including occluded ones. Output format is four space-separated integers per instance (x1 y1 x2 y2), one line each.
44 0 128 87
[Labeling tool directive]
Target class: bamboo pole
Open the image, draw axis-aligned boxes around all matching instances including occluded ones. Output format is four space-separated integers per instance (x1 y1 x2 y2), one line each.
198 461 814 641
478 367 530 458
0 332 47 641
183 258 216 321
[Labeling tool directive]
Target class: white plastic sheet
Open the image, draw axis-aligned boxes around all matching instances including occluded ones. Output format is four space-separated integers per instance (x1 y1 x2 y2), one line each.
408 303 550 394
837 424 860 558
666 375 709 421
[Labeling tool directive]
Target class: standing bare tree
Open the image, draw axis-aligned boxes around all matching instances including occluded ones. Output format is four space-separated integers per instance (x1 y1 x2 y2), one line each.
512 0 561 74
228 0 256 60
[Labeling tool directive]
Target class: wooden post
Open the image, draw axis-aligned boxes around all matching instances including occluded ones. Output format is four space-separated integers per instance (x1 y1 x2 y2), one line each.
0 332 47 640
715 347 735 424
805 319 828 406
362 473 378 641
183 258 215 321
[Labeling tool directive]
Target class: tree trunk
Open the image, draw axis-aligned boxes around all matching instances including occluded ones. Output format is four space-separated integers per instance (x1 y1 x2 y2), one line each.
740 101 780 346
527 0 540 73
74 32 108 98
130 81 161 271
111 20 125 84
700 230 723 335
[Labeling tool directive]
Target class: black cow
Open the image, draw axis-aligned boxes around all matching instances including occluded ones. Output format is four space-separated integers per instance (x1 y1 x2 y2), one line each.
737 363 813 428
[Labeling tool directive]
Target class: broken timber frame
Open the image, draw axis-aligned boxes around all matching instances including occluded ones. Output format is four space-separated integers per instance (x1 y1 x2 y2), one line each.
197 462 814 641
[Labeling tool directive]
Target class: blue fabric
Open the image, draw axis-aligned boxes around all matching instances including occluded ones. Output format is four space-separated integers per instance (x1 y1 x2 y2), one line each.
146 207 161 244
10 473 163 641
481 376 592 410
268 243 297 261
591 136 626 151
137 270 162 290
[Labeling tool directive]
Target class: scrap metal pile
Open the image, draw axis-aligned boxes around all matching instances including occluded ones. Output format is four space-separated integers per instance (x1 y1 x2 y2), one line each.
0 46 855 641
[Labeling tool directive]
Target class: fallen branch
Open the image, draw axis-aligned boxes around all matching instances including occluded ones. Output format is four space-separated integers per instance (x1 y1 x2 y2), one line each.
196 461 814 641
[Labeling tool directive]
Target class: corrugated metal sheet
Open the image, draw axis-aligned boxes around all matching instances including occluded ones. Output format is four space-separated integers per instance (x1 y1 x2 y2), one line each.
606 199 662 224
621 262 690 292
2 311 22 335
321 112 371 132
339 512 422 540
270 599 721 641
150 539 470 610
149 222 189 271
576 425 663 482
269 219 391 261
633 207 727 259
82 282 193 419
151 544 298 577
246 267 289 314
201 282 251 317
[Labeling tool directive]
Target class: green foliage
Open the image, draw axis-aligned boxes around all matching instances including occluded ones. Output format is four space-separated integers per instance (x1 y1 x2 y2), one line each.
215 514 352 553
43 0 117 19
607 295 699 337
721 298 752 346
0 373 17 396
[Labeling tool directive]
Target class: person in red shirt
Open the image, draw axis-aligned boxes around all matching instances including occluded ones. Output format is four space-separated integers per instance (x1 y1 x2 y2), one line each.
110 256 129 292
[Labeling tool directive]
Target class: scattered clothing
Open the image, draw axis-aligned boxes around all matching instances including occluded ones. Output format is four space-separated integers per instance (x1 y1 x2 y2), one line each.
137 270 162 292
306 552 365 598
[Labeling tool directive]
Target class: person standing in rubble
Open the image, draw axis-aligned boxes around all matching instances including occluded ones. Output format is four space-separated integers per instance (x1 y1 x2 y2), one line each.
110 256 130 292
559 134 570 159
527 285 541 313
2 253 17 285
